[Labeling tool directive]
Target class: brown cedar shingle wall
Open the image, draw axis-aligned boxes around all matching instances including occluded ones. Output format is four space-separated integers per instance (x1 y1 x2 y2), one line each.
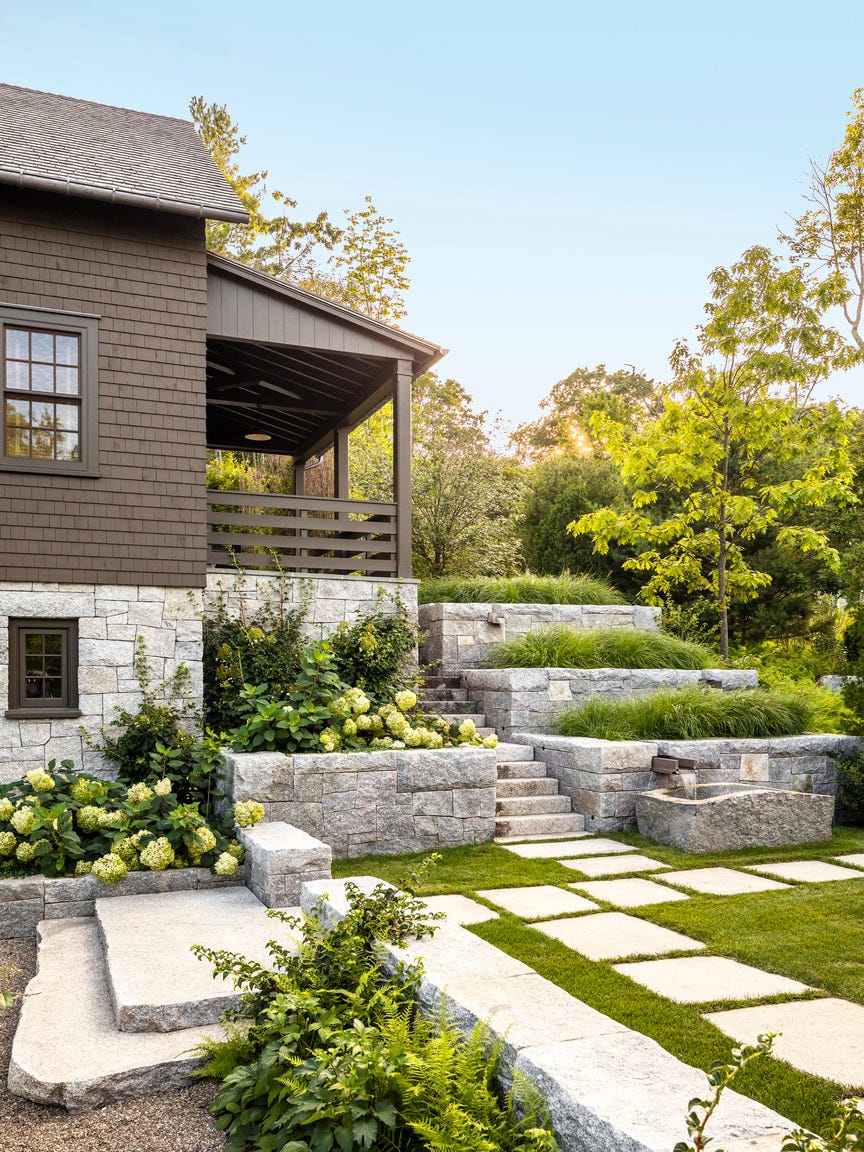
0 188 207 587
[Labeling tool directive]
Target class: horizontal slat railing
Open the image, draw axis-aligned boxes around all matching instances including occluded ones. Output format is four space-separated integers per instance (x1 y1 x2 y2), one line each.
206 489 399 576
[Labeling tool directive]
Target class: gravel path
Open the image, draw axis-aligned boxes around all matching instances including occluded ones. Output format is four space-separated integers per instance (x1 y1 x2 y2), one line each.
0 937 225 1152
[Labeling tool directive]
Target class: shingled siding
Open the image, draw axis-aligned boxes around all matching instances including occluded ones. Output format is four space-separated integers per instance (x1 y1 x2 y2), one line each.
0 188 208 587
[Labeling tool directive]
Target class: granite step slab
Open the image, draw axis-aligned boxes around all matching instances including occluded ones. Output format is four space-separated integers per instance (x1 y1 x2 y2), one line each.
8 919 222 1110
494 743 537 763
496 794 572 817
498 761 549 779
496 777 559 798
495 812 586 838
97 887 300 1032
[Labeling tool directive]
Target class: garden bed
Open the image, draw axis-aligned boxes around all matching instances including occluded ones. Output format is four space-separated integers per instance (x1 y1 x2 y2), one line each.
510 732 860 832
222 746 497 858
464 667 755 738
419 602 660 675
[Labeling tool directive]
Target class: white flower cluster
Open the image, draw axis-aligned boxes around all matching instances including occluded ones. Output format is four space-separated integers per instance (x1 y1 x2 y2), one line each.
234 800 265 828
26 769 55 793
140 836 175 871
91 852 128 883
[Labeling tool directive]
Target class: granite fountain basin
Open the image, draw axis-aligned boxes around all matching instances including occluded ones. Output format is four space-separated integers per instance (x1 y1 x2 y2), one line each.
635 783 834 853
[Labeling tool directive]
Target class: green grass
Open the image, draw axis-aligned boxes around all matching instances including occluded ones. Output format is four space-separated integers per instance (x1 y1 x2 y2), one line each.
488 626 716 670
555 684 822 740
334 826 864 1134
417 573 626 606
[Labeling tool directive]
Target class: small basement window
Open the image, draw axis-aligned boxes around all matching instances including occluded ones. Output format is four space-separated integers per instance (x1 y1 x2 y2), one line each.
7 619 80 718
0 305 98 476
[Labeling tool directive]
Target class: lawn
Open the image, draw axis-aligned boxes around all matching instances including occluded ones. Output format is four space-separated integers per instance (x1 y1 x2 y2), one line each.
333 826 864 1136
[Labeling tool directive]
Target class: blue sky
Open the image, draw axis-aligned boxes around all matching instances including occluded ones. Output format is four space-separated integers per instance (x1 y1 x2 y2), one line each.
6 0 864 430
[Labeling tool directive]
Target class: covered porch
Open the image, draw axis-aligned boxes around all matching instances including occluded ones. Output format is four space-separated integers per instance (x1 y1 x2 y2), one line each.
205 254 444 579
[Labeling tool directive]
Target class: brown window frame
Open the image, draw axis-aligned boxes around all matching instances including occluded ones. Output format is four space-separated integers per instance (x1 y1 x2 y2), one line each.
6 618 80 719
0 303 99 478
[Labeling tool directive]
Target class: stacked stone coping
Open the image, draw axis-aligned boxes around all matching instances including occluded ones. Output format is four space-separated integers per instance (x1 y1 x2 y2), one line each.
223 746 497 859
301 877 793 1152
204 572 419 644
463 667 757 738
418 602 660 676
510 732 861 832
0 864 246 939
0 582 203 786
238 820 332 907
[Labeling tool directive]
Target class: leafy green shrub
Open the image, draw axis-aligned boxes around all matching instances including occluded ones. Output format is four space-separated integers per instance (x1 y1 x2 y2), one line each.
328 599 421 704
555 685 820 741
230 645 498 754
838 752 864 824
0 761 262 882
193 861 558 1151
488 627 715 670
418 573 625 605
203 589 306 732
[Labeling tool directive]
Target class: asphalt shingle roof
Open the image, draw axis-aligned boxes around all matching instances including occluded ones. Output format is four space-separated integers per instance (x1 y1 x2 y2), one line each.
0 84 248 223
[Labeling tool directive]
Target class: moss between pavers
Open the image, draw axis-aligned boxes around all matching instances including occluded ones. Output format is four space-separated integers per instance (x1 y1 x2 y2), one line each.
333 826 864 1136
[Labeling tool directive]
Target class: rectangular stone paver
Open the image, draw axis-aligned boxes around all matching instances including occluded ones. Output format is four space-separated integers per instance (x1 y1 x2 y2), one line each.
706 997 864 1089
476 885 596 919
833 854 864 870
569 877 689 908
748 860 864 884
419 894 499 926
661 867 789 896
560 854 669 878
530 911 706 961
614 955 813 1003
504 838 638 860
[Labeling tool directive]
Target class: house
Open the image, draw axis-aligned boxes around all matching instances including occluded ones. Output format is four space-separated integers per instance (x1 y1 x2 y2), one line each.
0 83 444 780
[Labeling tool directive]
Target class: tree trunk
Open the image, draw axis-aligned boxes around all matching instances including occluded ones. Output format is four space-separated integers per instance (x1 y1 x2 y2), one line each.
718 524 729 662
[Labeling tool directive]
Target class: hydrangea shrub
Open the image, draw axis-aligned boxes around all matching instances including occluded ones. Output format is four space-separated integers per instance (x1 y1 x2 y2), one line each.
0 761 264 884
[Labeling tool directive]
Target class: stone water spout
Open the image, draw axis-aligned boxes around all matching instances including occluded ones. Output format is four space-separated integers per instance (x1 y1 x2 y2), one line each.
651 755 698 799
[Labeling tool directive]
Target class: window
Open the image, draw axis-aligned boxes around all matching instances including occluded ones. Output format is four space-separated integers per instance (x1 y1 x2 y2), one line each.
1 305 98 476
7 619 80 718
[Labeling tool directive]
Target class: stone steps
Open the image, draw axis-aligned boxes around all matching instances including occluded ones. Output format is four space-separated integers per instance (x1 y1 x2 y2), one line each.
422 699 477 714
497 777 560 798
497 794 573 817
498 760 549 779
495 811 586 838
419 687 469 702
494 742 536 764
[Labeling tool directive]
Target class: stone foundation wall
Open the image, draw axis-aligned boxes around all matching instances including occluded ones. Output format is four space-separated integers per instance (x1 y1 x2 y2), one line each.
223 746 497 858
0 583 203 785
418 603 660 676
511 733 860 832
205 572 419 643
463 667 757 738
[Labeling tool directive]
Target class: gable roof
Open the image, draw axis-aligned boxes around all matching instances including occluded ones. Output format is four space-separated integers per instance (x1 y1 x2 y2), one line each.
0 84 248 223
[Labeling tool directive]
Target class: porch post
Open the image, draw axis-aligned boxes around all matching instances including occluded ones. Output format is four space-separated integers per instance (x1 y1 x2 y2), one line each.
393 359 413 579
334 427 350 499
293 457 306 496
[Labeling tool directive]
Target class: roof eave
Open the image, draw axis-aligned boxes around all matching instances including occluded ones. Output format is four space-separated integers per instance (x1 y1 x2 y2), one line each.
0 167 250 224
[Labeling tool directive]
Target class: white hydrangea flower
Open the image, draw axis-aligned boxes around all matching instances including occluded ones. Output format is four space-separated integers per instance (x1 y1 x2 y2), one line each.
69 778 96 804
11 807 37 836
213 852 238 876
26 768 55 793
74 859 92 875
139 836 175 871
125 782 153 804
0 798 14 823
91 852 128 884
226 839 245 861
97 809 126 829
395 690 417 712
234 800 265 828
153 778 173 796
15 841 36 862
191 825 217 855
342 718 358 737
482 734 499 749
458 719 476 739
0 831 16 856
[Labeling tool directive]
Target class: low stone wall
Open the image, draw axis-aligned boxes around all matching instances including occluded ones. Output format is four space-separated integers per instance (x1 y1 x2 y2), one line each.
511 732 860 832
205 572 419 644
463 667 757 738
0 865 245 939
418 602 660 676
223 747 497 858
0 582 203 785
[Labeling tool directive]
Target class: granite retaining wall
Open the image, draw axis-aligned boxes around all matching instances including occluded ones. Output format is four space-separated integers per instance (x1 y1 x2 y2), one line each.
510 732 861 832
418 603 660 676
463 667 758 738
223 746 497 858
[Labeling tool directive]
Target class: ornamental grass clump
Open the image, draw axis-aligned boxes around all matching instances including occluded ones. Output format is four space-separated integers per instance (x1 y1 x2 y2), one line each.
193 858 558 1151
488 626 716 670
0 760 264 883
555 685 818 741
419 572 625 605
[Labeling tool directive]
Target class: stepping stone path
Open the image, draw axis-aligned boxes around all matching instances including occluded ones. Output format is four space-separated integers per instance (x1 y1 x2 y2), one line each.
419 894 499 925
613 955 812 1004
476 885 596 919
530 912 706 961
569 877 690 908
748 860 864 884
706 998 864 1089
560 854 670 877
504 838 638 860
660 867 789 896
834 854 864 869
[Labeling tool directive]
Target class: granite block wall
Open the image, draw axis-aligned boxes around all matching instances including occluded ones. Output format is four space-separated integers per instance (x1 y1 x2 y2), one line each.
419 603 660 676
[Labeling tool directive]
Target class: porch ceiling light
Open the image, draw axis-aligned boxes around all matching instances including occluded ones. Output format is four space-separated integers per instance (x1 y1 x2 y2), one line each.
244 401 273 442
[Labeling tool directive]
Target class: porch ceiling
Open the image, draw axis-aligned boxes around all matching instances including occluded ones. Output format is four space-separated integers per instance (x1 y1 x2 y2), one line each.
206 254 446 457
